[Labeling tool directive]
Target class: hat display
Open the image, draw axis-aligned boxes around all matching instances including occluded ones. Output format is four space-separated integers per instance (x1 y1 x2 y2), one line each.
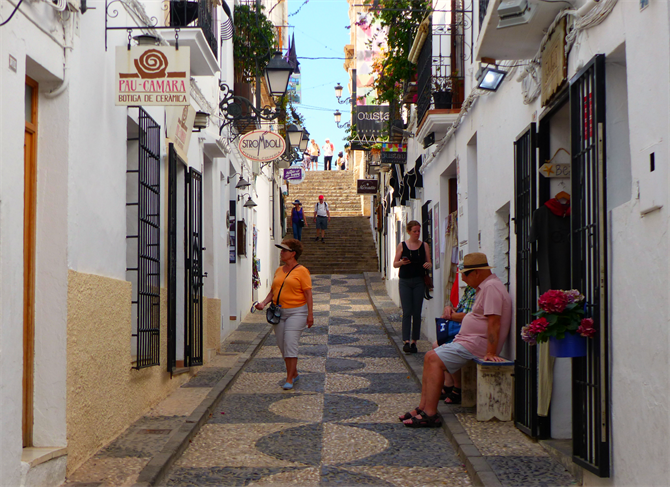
458 252 494 272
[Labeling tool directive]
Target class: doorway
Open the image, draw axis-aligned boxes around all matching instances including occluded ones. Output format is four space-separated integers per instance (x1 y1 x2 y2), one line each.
23 76 38 447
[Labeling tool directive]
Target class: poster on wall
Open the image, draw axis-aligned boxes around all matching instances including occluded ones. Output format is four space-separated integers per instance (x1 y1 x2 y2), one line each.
433 203 440 270
229 201 236 263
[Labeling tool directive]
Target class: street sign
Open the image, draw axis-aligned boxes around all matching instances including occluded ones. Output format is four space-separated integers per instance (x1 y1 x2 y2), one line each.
357 179 379 194
283 167 305 184
539 162 571 178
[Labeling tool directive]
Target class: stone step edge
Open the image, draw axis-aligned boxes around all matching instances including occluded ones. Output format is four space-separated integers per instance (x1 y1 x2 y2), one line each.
362 272 504 487
132 323 274 487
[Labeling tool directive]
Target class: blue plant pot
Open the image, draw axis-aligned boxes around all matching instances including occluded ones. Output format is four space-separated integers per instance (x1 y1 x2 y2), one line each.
549 333 587 358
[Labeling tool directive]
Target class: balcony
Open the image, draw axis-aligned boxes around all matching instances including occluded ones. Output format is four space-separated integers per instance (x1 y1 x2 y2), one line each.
475 0 567 61
166 0 219 76
414 20 469 140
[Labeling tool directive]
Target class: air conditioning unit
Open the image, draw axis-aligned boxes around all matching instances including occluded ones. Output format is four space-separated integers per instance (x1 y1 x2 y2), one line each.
497 0 537 28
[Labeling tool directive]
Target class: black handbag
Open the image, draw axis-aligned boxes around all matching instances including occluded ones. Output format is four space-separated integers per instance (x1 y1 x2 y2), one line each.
266 265 300 325
298 218 305 227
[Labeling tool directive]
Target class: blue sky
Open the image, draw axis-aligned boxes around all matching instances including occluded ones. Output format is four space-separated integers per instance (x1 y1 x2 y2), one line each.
288 0 353 164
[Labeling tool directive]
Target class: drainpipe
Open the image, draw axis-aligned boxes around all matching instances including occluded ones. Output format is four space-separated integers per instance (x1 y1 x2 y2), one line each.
44 47 70 98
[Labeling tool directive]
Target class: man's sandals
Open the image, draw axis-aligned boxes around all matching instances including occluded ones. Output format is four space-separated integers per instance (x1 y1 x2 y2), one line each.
444 387 462 404
402 410 442 428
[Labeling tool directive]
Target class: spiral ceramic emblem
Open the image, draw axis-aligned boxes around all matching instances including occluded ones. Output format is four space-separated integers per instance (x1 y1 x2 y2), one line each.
134 49 169 79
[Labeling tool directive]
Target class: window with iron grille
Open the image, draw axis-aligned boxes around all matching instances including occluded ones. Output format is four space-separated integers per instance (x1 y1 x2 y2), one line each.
127 108 161 369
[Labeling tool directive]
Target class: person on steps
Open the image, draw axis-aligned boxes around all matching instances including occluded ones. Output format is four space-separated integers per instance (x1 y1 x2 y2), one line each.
313 195 330 243
255 240 314 390
399 253 512 427
291 200 307 241
393 220 431 354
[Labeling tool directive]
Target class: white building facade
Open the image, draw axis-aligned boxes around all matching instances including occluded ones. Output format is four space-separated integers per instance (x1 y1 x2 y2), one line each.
375 0 669 485
0 0 286 483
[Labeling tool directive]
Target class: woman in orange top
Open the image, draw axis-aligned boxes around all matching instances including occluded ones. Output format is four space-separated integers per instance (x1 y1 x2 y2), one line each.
255 239 314 389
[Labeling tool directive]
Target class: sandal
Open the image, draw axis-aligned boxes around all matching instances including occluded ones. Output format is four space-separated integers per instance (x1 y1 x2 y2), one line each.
398 408 423 422
403 411 442 428
439 386 453 400
444 387 462 404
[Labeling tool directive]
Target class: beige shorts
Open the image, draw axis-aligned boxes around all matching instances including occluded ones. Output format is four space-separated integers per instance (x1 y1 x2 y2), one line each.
274 304 308 358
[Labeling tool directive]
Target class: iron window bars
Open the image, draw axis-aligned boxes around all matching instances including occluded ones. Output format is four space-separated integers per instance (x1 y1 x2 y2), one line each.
127 107 161 369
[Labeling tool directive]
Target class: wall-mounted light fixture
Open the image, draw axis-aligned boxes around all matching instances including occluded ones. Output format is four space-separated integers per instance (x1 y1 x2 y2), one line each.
286 124 303 148
476 65 507 92
265 52 294 97
299 130 310 152
334 83 352 104
333 110 350 129
193 111 209 132
227 170 251 188
238 193 257 208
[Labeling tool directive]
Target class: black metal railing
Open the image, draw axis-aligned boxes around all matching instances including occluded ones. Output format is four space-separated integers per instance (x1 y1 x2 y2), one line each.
128 107 161 369
415 11 470 125
570 54 610 477
169 0 218 58
185 167 204 367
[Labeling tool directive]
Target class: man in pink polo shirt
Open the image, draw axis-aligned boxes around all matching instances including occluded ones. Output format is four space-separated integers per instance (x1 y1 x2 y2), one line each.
399 252 512 428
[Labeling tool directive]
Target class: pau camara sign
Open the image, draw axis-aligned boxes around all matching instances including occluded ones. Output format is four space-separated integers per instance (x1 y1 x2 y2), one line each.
238 130 286 162
116 46 190 106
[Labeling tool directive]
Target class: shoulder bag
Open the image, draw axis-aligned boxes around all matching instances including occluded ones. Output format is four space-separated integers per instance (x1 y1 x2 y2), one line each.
266 265 300 325
435 318 461 346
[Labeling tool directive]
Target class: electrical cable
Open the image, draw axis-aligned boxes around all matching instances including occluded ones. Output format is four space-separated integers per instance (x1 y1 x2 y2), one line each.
0 0 25 27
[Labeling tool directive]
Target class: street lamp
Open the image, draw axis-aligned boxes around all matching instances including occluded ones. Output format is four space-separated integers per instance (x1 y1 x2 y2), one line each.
286 124 303 148
238 193 258 208
299 130 309 151
334 83 352 104
265 52 294 97
333 110 350 129
476 66 506 92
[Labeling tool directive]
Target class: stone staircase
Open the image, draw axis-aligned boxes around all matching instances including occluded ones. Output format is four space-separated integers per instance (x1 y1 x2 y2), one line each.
286 170 361 216
285 171 378 275
288 216 379 275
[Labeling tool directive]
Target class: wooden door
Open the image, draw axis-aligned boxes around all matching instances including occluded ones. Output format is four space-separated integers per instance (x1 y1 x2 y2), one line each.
23 76 38 447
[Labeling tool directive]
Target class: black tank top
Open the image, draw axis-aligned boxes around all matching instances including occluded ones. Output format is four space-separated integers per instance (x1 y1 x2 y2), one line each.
399 241 426 279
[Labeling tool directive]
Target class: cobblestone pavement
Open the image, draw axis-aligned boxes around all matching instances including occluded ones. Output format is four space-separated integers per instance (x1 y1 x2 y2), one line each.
164 274 472 486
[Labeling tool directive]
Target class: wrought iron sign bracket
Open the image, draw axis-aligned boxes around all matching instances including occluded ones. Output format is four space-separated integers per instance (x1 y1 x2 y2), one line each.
218 82 286 134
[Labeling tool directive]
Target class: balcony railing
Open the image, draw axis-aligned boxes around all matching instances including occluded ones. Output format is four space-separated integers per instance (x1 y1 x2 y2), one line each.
415 1 472 126
169 0 218 58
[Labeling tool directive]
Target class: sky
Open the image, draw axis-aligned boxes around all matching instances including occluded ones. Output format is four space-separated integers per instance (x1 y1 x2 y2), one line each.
287 0 353 166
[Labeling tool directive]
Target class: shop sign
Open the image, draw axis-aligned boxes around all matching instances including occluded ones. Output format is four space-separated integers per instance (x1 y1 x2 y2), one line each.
283 167 305 184
355 105 390 136
116 46 190 106
166 105 195 161
238 130 286 162
381 151 407 165
539 162 571 178
357 179 379 194
540 17 567 107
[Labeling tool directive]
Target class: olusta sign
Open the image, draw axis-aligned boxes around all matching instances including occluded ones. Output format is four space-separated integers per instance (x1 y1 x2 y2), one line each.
355 106 390 136
238 130 286 162
116 46 190 106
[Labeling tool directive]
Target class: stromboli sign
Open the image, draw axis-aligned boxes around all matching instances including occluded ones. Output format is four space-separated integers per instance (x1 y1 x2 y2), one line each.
115 46 190 106
238 130 286 162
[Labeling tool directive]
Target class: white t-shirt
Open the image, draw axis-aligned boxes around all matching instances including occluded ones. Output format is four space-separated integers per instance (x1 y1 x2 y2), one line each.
322 143 334 157
315 201 329 216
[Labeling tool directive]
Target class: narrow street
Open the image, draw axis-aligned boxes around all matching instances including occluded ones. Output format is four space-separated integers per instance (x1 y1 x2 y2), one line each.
164 273 471 486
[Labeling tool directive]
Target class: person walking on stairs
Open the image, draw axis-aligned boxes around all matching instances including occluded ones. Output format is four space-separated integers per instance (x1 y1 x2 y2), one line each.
290 200 307 241
322 139 334 170
393 220 432 354
309 140 320 170
313 195 331 243
255 240 314 390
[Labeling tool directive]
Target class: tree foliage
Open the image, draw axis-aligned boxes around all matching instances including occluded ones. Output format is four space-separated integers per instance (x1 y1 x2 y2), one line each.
233 4 277 82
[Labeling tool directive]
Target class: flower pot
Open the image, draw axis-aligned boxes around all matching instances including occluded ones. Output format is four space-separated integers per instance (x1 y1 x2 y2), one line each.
432 90 453 109
549 333 587 358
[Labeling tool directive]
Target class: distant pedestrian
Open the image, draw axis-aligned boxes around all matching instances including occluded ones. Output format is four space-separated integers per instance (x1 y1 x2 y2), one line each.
290 200 307 241
336 151 347 171
255 240 313 390
304 151 311 171
313 195 331 243
310 140 320 170
393 220 432 354
323 139 334 170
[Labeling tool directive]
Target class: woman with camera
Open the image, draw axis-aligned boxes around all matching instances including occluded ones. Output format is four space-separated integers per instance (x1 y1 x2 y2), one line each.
255 239 314 389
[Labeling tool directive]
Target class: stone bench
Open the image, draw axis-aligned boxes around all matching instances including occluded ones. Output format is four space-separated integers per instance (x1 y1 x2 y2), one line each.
460 357 515 421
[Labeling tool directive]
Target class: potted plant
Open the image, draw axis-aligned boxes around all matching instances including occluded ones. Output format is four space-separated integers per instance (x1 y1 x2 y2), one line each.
521 289 597 357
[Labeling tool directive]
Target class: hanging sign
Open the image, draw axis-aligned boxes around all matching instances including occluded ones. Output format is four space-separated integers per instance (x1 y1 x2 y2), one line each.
238 130 286 162
539 162 571 178
166 105 196 161
381 151 407 165
283 167 305 184
357 179 379 194
116 46 190 106
540 18 567 107
355 106 390 137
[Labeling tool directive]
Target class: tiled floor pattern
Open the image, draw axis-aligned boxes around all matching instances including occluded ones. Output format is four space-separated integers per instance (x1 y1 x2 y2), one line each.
365 273 577 487
64 314 270 487
165 274 472 486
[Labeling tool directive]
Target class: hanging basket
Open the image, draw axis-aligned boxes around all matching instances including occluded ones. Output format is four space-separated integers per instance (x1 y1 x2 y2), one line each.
549 333 587 358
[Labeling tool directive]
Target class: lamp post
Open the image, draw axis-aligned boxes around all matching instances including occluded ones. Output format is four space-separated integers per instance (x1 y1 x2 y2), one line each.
333 110 350 129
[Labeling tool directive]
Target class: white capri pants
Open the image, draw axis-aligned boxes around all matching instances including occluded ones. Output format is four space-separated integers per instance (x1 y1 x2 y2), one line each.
274 304 308 358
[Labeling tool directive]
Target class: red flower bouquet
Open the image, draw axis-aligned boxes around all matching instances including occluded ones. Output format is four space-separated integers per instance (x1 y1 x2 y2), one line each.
521 289 596 344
